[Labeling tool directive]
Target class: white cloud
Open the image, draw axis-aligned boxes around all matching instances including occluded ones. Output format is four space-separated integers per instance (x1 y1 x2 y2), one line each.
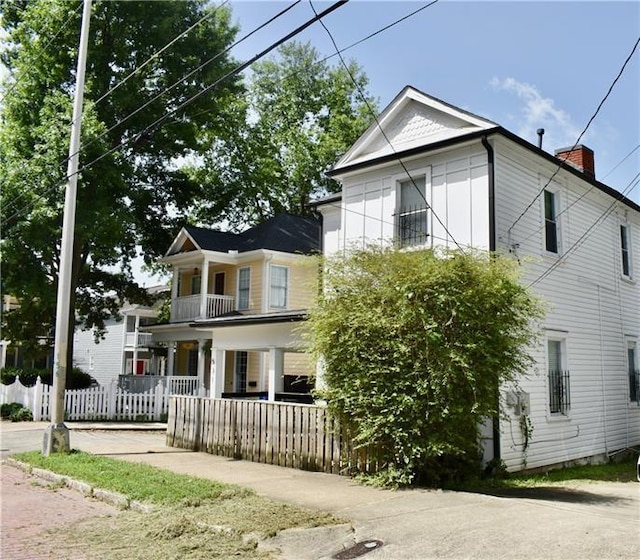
490 77 581 150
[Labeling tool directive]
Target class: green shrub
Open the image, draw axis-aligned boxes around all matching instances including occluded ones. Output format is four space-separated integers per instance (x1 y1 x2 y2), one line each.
1 366 95 389
0 402 33 422
307 247 543 487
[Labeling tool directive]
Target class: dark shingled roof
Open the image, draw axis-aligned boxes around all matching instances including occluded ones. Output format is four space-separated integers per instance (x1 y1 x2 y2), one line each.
183 214 321 255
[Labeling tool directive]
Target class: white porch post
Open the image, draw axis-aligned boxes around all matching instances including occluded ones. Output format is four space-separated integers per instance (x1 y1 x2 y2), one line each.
170 267 179 321
267 347 284 402
199 258 209 319
120 313 129 375
167 342 176 377
211 348 225 398
197 338 207 388
132 315 140 374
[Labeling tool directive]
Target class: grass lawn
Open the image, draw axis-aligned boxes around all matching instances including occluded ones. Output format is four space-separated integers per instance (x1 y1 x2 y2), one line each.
13 450 344 559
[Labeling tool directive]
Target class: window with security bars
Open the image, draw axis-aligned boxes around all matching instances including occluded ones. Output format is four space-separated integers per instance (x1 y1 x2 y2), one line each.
548 339 570 414
395 176 428 247
629 345 639 403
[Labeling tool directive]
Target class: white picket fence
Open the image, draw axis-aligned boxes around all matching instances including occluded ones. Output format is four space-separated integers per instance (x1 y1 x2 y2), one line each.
0 377 207 422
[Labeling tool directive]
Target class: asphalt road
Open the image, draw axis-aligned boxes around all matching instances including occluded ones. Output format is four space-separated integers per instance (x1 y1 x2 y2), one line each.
1 421 639 560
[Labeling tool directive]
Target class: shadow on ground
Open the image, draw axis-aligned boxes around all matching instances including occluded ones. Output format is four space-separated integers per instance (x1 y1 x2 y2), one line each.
467 485 631 505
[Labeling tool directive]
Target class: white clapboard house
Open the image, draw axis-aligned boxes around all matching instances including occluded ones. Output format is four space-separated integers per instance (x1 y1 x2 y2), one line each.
312 86 640 471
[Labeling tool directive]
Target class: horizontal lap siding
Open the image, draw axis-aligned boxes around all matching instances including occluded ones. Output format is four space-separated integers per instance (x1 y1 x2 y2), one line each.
494 139 640 470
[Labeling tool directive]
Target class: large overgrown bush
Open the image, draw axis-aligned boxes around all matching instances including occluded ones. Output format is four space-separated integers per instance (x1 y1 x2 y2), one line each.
307 247 543 487
1 367 95 389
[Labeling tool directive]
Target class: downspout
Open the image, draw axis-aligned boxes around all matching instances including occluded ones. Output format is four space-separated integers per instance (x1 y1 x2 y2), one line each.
482 135 500 463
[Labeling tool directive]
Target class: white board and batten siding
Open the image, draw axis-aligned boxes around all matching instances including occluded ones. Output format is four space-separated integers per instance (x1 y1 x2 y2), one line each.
493 136 640 470
73 318 125 386
332 144 490 254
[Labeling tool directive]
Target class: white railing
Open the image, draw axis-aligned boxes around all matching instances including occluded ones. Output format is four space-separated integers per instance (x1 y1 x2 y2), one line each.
171 294 235 323
0 376 208 422
124 332 153 348
118 375 200 395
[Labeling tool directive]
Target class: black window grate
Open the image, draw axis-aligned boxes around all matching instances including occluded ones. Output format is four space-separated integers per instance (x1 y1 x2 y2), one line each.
394 205 428 248
549 369 570 414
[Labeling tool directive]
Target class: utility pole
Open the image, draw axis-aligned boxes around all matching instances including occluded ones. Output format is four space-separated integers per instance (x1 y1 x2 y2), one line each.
43 0 92 455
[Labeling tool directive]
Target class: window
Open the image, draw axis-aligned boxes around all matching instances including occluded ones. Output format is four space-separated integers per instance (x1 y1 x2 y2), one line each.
397 176 428 247
544 189 559 253
548 338 570 414
237 267 250 310
628 342 639 403
234 351 248 393
190 274 201 295
620 224 632 278
270 265 288 309
187 348 198 376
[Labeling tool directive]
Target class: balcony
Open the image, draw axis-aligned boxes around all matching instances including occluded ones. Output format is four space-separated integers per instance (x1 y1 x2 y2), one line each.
170 294 235 323
125 332 153 348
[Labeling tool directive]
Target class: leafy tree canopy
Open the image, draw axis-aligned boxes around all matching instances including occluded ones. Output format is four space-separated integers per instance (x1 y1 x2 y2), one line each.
0 0 241 355
193 41 377 229
307 247 543 487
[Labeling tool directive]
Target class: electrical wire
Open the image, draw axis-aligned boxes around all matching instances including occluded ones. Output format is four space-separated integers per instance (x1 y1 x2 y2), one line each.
506 35 640 236
527 171 640 288
307 0 465 252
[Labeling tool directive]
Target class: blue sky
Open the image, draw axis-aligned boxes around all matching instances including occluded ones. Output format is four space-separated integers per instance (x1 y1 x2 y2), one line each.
227 0 640 204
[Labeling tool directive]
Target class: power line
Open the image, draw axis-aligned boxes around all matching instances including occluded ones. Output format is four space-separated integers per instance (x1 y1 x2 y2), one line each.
307 0 464 251
506 35 640 236
600 143 640 181
527 171 640 288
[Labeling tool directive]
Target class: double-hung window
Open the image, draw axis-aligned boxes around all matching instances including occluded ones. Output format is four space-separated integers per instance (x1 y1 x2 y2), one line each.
620 224 632 278
548 338 570 415
270 265 289 309
628 342 639 404
237 267 250 310
544 189 559 254
397 176 428 247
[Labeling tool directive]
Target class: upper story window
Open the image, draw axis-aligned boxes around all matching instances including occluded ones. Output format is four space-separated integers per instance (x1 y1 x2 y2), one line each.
628 341 639 403
396 176 428 247
544 189 559 254
620 224 632 278
237 267 250 311
548 337 570 415
270 265 289 309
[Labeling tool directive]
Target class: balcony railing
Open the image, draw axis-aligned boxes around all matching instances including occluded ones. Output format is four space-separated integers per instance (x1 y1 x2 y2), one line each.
549 369 571 415
394 205 429 248
118 375 201 395
124 332 153 348
171 294 235 323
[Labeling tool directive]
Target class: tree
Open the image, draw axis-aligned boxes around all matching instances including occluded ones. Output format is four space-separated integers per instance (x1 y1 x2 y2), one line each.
307 247 543 487
0 0 242 366
193 41 377 229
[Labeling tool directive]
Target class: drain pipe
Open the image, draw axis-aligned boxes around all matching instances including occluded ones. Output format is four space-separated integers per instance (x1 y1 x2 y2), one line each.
482 135 500 463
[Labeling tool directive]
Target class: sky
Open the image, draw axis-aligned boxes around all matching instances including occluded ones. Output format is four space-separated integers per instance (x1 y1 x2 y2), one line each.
138 0 640 283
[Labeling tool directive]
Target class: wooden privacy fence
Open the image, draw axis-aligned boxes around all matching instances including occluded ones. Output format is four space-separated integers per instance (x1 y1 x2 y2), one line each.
166 396 380 476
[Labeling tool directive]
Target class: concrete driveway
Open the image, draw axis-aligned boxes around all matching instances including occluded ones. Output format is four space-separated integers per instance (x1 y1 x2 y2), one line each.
1 421 639 559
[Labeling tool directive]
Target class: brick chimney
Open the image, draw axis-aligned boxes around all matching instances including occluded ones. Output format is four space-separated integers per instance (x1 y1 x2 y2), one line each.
554 145 595 178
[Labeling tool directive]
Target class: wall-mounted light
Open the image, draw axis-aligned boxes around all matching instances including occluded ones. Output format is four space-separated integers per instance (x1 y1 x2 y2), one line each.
193 267 199 275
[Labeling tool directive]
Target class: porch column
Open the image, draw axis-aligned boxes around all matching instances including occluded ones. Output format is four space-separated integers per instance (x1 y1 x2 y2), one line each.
199 257 210 319
210 348 225 398
267 347 284 402
166 342 176 377
132 315 141 374
120 313 129 375
197 338 207 387
170 267 179 322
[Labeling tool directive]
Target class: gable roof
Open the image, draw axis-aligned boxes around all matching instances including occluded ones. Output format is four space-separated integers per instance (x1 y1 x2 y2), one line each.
166 214 321 257
331 85 497 174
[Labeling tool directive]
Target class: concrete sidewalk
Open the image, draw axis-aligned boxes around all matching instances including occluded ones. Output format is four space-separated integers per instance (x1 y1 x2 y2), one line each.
1 421 639 559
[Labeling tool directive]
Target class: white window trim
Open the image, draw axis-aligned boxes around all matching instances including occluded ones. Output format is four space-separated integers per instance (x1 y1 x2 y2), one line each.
546 334 571 419
394 167 432 248
619 222 633 281
627 338 639 404
541 182 563 257
237 266 251 311
269 264 289 310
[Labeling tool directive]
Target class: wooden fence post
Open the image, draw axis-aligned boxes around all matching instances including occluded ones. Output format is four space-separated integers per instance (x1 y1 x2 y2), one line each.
33 376 43 421
107 381 118 420
153 382 163 420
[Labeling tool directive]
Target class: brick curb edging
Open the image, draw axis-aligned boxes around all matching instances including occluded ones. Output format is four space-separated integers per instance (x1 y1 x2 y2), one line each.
3 458 153 513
